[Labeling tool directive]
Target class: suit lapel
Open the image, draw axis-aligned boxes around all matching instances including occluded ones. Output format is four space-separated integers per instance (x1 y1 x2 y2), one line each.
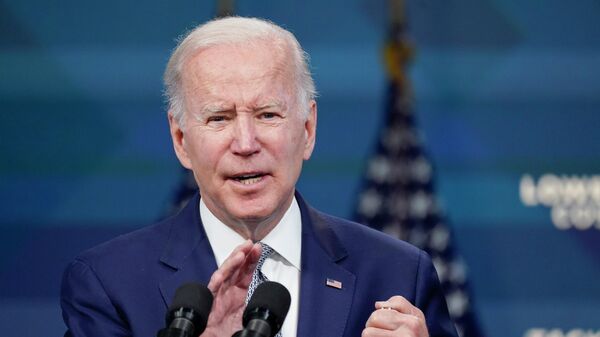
296 193 356 337
157 194 218 307
155 192 357 337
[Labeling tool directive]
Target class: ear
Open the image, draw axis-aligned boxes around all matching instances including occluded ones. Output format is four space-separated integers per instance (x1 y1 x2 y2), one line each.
303 100 317 160
168 112 193 169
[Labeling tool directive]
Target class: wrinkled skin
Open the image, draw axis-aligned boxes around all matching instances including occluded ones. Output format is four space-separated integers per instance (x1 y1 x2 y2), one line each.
362 296 430 337
202 240 261 337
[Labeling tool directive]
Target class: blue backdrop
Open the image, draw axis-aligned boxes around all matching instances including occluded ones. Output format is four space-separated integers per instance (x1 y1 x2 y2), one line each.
1 1 599 336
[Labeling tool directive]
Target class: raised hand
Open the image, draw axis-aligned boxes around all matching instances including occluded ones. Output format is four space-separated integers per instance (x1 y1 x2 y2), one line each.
201 240 262 337
363 296 429 337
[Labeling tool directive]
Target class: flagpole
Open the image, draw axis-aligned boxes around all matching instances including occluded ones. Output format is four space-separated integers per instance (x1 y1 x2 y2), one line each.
385 0 414 99
389 0 404 25
354 2 485 336
216 0 235 17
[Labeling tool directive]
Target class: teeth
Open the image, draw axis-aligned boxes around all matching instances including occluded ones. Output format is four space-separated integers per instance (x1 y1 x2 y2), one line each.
239 176 262 185
235 174 262 185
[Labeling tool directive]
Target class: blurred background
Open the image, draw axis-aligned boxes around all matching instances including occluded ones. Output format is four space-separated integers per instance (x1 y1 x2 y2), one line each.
1 0 600 336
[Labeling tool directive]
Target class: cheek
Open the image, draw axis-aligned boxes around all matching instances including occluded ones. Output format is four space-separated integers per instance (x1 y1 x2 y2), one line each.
186 132 226 171
278 128 307 163
279 118 305 140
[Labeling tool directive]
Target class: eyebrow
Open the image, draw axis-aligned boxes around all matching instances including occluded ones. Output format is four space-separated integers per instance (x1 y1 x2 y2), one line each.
252 100 286 111
198 99 287 114
200 103 234 114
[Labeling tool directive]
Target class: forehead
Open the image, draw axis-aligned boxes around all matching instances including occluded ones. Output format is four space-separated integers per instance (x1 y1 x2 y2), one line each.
183 41 292 90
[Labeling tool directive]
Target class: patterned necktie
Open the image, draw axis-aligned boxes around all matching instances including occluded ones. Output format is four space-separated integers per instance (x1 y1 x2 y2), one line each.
245 242 274 304
245 243 283 336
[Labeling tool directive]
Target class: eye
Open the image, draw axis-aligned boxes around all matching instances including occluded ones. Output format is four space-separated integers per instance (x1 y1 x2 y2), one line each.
260 112 280 120
207 115 227 123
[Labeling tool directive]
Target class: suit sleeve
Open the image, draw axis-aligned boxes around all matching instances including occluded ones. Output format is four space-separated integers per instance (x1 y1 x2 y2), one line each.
61 258 131 337
414 250 459 337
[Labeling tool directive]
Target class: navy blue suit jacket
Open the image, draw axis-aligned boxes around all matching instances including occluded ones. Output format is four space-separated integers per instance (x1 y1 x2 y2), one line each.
61 193 458 337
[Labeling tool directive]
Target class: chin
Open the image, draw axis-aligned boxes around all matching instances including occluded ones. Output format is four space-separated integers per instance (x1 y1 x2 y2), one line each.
232 206 274 222
225 191 293 224
228 200 280 226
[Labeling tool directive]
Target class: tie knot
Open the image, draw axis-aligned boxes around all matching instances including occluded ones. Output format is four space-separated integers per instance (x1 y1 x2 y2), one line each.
256 242 274 269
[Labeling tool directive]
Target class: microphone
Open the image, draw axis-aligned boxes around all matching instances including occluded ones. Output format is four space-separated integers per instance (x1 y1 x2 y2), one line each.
232 281 291 337
157 283 214 337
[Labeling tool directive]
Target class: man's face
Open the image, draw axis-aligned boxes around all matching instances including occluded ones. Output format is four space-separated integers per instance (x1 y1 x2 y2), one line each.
169 41 317 231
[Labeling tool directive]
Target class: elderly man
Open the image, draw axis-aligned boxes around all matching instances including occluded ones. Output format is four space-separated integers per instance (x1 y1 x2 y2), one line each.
61 17 458 337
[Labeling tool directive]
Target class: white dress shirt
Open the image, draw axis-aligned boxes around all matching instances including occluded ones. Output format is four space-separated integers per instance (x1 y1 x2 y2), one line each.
200 197 302 337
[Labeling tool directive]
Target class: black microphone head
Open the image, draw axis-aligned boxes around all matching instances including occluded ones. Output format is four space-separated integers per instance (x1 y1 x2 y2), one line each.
166 282 213 336
243 281 291 334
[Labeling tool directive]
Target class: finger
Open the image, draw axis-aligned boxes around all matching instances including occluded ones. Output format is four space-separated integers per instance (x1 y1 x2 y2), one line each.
221 240 255 275
365 308 401 330
364 326 420 337
365 312 424 337
250 242 262 261
207 252 244 292
362 326 393 337
375 296 424 319
366 307 422 330
234 239 255 256
223 241 260 289
236 242 262 286
232 243 261 288
208 240 253 292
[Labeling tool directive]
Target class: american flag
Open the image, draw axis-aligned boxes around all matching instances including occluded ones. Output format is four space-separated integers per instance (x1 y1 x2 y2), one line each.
352 3 484 337
326 278 343 289
164 3 484 336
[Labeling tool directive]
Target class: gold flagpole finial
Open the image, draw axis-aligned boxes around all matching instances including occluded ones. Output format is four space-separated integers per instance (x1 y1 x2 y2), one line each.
384 0 413 90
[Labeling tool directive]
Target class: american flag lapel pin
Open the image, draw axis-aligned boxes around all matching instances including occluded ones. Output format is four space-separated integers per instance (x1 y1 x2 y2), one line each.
326 278 342 289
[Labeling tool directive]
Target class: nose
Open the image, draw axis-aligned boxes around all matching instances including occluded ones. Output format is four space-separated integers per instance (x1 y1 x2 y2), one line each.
230 115 261 156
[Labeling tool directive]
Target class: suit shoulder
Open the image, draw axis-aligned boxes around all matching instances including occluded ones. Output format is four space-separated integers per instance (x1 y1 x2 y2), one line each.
73 217 172 270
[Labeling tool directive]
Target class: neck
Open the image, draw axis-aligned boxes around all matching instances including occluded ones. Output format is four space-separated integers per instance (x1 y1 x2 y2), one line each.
201 194 294 242
228 219 278 242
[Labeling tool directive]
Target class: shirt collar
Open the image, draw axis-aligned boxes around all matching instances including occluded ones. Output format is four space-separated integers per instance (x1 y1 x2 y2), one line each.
200 197 302 270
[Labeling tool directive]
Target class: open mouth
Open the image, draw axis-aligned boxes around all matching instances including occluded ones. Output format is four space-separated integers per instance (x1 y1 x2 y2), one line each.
232 173 265 185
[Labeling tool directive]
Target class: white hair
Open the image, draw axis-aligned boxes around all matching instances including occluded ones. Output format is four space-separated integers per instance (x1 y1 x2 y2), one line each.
163 16 317 128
